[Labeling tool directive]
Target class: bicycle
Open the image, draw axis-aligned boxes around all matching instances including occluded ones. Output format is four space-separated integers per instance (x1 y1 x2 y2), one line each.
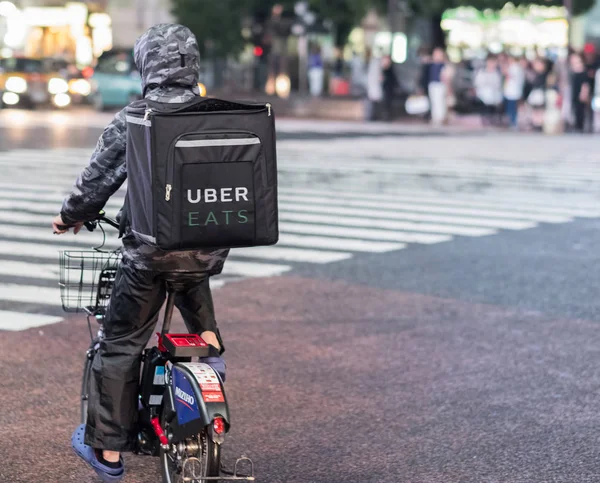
59 212 255 482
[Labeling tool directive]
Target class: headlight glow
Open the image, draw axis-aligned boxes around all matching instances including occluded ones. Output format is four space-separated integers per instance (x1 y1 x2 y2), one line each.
69 79 92 96
5 77 27 94
275 74 291 99
2 92 20 105
48 77 69 95
53 93 71 108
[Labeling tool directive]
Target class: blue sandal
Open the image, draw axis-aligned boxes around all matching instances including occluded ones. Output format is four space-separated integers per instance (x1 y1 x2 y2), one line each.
71 424 125 482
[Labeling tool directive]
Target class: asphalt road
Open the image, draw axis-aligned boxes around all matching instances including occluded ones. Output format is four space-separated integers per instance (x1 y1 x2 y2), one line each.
1 107 600 483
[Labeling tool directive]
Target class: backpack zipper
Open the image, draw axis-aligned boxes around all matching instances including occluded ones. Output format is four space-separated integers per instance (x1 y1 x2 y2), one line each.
165 184 172 201
144 108 153 121
266 103 271 116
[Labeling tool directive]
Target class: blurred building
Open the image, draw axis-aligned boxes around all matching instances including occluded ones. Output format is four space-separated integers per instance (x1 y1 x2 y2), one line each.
106 0 172 48
0 0 112 64
0 0 175 63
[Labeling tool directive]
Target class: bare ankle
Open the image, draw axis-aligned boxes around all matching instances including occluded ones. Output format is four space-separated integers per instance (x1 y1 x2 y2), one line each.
200 331 221 352
103 450 120 463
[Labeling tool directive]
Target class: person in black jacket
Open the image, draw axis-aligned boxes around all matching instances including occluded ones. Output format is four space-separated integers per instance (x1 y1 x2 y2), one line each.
570 52 592 133
52 24 227 482
381 55 398 121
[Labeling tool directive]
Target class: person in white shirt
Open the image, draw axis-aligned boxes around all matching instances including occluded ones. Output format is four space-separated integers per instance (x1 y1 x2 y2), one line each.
503 56 525 129
474 55 503 125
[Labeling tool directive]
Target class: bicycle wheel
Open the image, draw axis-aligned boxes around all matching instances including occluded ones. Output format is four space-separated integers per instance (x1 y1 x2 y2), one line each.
80 344 97 425
160 428 221 483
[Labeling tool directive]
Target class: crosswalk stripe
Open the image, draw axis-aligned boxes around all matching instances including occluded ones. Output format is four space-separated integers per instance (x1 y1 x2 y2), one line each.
0 240 76 259
278 187 600 217
0 283 59 306
0 211 55 225
279 158 600 183
235 246 351 263
280 222 452 244
277 234 406 253
278 162 595 187
279 194 572 223
279 202 536 230
223 261 291 277
0 224 114 246
279 212 496 236
0 311 63 331
0 260 59 280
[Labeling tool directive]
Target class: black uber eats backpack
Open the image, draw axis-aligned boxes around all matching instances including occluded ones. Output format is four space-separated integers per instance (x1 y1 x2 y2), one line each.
125 98 278 250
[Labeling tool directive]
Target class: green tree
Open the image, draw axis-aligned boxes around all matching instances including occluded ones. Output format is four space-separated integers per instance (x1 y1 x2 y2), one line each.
171 0 247 58
306 0 386 46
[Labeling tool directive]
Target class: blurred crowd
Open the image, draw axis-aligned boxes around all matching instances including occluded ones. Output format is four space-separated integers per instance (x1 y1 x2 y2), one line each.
416 43 600 133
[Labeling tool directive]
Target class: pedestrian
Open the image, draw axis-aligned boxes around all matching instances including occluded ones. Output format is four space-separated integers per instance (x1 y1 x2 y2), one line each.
52 24 227 482
308 44 324 97
350 51 366 96
365 49 383 121
570 52 591 133
526 57 548 130
503 56 525 130
583 43 599 132
381 55 398 121
474 55 503 126
417 48 432 120
428 47 448 126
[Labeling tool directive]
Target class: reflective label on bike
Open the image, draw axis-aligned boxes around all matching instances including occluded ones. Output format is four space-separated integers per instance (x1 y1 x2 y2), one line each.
199 383 221 392
181 363 223 393
153 366 165 385
203 392 225 403
149 395 163 405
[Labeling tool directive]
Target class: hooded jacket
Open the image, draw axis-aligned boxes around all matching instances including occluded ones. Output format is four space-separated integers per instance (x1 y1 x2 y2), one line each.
61 24 229 273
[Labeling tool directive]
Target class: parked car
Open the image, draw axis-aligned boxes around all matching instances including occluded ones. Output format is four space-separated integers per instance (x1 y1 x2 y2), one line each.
91 49 142 111
0 57 71 108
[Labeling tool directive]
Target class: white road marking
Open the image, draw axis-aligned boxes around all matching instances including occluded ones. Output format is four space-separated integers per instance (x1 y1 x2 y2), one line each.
279 212 496 237
0 260 59 280
280 222 452 244
279 202 536 230
278 186 600 218
222 260 291 277
234 246 352 263
0 310 63 331
279 194 573 224
277 234 406 253
0 284 60 306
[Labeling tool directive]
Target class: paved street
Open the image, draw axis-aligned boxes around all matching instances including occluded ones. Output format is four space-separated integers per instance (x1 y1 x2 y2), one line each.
1 108 600 482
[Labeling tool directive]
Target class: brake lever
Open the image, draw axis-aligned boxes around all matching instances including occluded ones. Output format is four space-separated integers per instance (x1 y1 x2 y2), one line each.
85 221 97 232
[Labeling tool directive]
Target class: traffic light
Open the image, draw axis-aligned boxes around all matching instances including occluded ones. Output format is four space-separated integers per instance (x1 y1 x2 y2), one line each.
253 45 264 57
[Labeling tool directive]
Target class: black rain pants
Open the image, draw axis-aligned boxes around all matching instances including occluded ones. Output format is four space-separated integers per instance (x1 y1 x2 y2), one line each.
84 261 224 451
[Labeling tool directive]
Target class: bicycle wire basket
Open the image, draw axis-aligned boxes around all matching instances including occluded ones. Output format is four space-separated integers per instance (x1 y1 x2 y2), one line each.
59 250 122 314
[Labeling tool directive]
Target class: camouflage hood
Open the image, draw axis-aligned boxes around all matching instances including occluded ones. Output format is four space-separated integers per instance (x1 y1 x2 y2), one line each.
134 23 200 102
